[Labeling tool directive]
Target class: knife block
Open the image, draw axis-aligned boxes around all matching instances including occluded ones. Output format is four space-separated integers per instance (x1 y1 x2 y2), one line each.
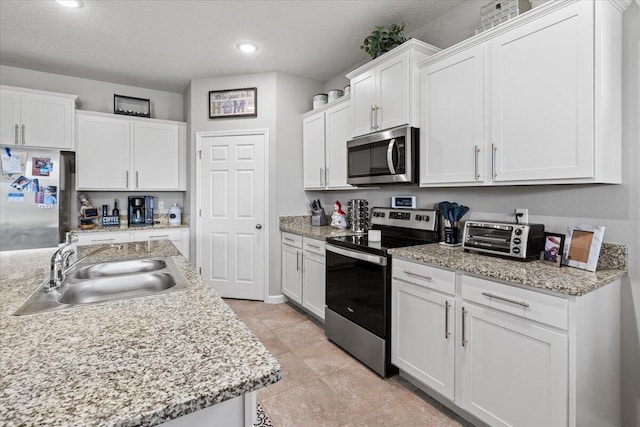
311 209 327 226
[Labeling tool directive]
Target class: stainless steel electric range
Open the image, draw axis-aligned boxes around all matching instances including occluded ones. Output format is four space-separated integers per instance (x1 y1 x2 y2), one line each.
325 207 439 377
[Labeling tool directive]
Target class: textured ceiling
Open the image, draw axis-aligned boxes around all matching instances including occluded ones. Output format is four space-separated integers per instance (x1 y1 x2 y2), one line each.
0 0 463 93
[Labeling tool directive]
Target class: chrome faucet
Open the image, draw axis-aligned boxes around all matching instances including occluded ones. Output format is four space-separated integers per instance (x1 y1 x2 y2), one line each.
45 238 123 292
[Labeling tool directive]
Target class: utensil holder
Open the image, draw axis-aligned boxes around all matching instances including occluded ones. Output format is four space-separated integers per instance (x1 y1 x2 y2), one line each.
444 227 459 244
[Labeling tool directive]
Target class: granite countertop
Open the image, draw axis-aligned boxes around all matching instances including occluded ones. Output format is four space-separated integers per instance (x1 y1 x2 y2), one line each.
389 243 628 297
279 215 354 240
0 241 280 426
72 215 189 234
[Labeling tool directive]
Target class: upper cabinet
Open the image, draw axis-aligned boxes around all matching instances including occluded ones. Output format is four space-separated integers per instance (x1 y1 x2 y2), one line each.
302 97 353 190
76 111 186 191
419 0 628 187
0 86 77 150
347 39 440 138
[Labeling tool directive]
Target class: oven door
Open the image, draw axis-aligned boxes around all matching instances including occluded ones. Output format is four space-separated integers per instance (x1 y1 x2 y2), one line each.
325 244 388 338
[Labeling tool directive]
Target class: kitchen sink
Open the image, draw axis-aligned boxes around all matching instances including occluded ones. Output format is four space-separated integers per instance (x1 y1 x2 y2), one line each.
14 257 190 316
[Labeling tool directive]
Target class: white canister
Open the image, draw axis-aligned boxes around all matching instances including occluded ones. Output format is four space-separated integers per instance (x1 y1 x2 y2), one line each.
313 93 328 109
327 89 344 102
168 203 182 226
343 85 351 96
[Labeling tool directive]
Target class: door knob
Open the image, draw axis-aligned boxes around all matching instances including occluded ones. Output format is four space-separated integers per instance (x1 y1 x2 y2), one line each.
255 224 263 229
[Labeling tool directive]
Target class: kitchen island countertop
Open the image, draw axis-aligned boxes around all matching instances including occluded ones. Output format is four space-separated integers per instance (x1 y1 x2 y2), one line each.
0 241 280 426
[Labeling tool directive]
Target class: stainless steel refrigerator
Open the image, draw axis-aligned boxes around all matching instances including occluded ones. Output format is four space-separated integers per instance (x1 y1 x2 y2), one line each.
0 146 74 251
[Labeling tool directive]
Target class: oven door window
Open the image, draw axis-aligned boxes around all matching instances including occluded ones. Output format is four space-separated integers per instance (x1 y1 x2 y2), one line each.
326 248 387 338
466 225 512 253
348 137 405 178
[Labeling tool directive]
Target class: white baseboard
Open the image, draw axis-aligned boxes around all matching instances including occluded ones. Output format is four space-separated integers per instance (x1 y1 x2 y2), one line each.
264 294 287 304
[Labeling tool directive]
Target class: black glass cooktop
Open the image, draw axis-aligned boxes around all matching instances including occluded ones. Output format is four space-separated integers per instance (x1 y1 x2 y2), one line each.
327 232 436 256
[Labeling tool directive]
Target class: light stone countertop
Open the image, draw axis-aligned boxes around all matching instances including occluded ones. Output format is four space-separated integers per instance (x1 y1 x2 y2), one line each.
0 241 280 426
279 215 354 240
71 214 190 234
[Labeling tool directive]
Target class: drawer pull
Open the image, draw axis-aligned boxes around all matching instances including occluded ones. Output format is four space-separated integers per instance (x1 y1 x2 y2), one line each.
92 238 115 242
444 301 451 339
404 270 433 281
149 235 170 238
284 237 296 243
307 244 321 249
481 291 530 308
461 307 468 347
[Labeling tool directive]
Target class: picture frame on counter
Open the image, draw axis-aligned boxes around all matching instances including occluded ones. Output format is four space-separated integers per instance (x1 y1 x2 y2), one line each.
563 225 605 271
209 87 257 119
540 232 565 267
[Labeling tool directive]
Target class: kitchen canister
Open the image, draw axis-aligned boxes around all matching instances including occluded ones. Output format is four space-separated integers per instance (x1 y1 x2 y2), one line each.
327 89 344 103
343 85 351 96
313 93 328 109
169 203 182 226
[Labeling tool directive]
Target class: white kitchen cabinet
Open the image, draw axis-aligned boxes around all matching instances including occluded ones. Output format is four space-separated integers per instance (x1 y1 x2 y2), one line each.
301 237 326 320
347 39 439 138
302 97 352 190
392 259 456 400
72 231 130 246
281 233 303 304
418 0 627 186
76 111 187 191
0 86 76 150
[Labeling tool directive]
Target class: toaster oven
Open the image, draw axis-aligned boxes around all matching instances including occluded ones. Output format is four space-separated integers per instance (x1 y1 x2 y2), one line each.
462 221 545 260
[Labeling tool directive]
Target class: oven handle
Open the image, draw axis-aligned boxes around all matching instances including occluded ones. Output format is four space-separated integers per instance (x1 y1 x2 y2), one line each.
326 245 387 266
386 138 397 175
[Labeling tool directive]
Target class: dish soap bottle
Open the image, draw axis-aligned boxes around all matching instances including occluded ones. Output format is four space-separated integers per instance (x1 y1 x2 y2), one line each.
169 203 182 226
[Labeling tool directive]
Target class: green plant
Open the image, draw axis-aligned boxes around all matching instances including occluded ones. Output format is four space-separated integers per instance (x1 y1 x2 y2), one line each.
361 23 407 59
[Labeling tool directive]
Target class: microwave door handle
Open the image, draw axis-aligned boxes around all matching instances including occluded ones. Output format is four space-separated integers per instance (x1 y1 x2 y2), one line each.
387 138 397 174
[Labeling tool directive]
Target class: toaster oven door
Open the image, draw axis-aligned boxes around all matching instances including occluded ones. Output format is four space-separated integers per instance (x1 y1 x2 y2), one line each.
464 223 513 253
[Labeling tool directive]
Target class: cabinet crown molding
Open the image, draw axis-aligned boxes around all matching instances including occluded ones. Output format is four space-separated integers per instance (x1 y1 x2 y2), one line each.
1 84 81 107
75 109 186 126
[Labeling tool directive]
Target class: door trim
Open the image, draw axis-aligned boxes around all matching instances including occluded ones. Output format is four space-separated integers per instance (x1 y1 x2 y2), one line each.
195 129 270 301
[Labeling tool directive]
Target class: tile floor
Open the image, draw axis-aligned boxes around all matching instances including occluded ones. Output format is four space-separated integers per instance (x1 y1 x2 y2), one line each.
224 299 471 427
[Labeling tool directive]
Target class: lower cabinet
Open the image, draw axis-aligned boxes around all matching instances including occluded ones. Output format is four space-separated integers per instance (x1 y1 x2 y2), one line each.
392 258 620 427
281 232 326 321
71 228 190 260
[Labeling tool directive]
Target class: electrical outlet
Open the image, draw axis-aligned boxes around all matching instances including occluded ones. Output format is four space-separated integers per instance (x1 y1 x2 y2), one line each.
515 208 529 224
158 201 165 210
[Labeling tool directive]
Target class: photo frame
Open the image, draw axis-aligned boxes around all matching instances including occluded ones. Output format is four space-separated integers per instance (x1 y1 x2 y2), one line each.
539 232 565 267
563 225 605 272
209 87 257 119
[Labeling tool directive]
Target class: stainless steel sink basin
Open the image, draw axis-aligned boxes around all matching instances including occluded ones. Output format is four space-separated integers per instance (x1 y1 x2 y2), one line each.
71 259 167 280
14 257 190 316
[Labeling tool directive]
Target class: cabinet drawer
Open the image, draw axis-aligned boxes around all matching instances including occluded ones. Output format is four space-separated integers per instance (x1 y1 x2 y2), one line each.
73 231 130 246
132 229 182 242
462 275 568 330
393 258 455 296
282 232 303 248
303 237 325 255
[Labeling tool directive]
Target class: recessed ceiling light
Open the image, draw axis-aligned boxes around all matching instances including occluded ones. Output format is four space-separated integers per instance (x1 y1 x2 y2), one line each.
54 0 83 8
237 43 258 54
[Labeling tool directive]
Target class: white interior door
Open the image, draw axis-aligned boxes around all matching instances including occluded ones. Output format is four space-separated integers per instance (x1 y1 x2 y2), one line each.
197 130 267 300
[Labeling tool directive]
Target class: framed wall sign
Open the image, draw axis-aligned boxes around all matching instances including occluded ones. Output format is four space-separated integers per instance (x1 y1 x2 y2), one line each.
563 225 605 271
209 87 257 119
540 232 565 267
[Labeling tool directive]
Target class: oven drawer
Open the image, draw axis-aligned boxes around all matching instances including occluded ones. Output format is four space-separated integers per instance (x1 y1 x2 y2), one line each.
282 232 302 248
462 275 568 330
393 258 455 296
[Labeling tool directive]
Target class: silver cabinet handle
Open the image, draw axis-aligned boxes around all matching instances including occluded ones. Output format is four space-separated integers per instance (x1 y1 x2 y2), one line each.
126 171 129 187
326 244 387 266
307 244 321 249
319 167 325 186
325 168 329 186
14 124 19 145
370 105 375 130
445 300 451 339
149 234 169 238
136 171 139 188
296 251 300 271
284 237 295 243
374 105 380 130
461 307 468 347
481 291 530 308
403 270 432 281
92 238 115 243
255 224 262 229
492 143 497 179
474 145 480 179
301 253 305 273
21 124 25 145
386 138 397 175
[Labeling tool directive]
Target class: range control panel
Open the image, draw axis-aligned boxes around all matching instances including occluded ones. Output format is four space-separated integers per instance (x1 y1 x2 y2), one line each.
370 207 437 231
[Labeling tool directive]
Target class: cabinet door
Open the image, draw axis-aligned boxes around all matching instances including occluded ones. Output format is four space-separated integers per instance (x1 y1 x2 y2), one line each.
392 280 455 400
350 69 377 137
302 247 326 320
459 303 568 427
376 55 408 131
281 244 302 303
133 122 180 190
76 114 131 190
421 45 485 185
0 89 21 146
302 113 326 189
20 93 74 149
490 1 594 182
324 101 352 189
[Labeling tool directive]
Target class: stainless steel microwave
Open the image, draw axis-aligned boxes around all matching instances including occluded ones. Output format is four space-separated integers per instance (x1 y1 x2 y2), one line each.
347 126 418 186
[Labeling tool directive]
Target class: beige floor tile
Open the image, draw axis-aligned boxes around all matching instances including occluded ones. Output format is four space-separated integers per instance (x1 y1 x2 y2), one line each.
257 351 319 400
272 319 326 348
257 305 308 330
253 329 289 356
292 338 362 378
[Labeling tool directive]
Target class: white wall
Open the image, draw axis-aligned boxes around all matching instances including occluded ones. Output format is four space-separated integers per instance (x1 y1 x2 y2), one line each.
318 2 640 425
0 65 184 121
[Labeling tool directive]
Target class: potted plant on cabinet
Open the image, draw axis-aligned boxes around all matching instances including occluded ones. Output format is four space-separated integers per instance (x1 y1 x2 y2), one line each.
361 23 407 59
